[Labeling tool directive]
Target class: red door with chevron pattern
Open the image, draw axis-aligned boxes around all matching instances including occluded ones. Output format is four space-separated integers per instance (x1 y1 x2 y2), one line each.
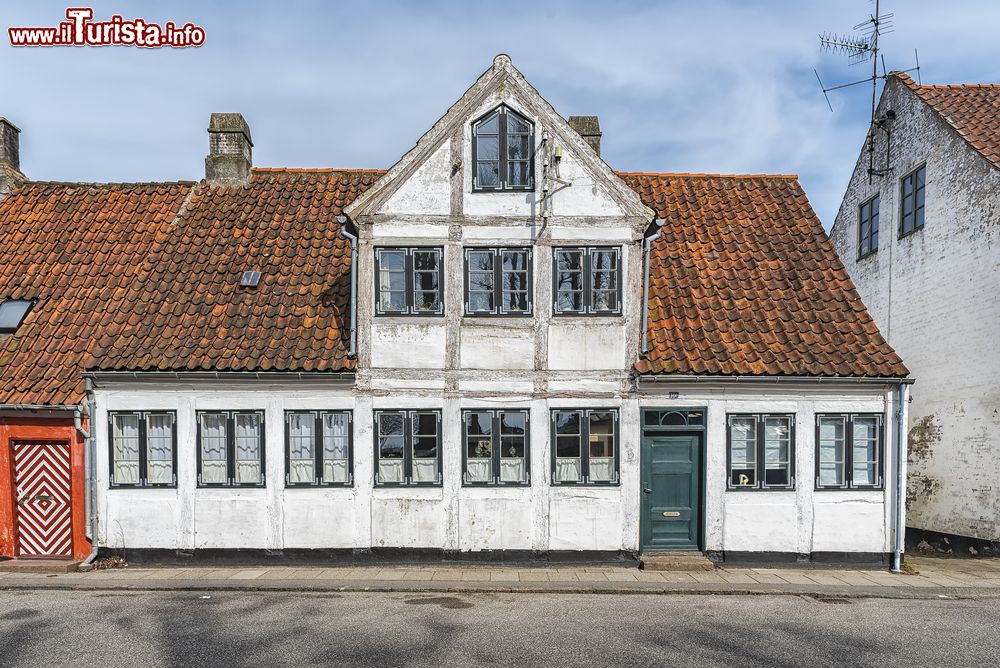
12 441 73 557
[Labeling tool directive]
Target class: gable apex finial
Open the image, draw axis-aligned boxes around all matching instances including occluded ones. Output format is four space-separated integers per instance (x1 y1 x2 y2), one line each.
493 53 512 70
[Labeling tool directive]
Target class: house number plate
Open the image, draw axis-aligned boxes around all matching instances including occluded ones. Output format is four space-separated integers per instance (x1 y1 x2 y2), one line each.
662 511 680 517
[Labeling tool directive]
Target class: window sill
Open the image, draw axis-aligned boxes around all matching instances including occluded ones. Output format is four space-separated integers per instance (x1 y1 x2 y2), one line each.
857 251 877 261
814 486 884 492
373 315 446 326
550 314 623 322
284 483 354 489
898 227 924 240
550 482 621 488
461 482 531 488
461 316 535 328
725 487 796 493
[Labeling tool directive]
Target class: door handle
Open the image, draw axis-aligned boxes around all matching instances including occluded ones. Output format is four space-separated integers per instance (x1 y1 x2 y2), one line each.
643 488 652 494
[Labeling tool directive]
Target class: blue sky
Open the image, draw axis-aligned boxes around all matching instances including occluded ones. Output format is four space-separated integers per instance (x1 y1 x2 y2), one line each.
3 1 999 225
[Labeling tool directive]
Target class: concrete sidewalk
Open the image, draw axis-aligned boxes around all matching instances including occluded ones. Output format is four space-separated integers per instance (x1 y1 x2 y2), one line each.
2 555 999 599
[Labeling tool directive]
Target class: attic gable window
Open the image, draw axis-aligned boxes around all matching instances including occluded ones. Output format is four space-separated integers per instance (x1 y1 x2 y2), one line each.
472 105 534 192
0 300 34 334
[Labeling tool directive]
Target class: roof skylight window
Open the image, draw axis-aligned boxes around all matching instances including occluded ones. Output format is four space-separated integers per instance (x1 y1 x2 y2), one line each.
239 271 262 288
0 299 34 334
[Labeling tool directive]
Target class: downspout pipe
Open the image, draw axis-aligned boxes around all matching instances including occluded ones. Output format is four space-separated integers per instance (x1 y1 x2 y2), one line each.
891 381 909 573
641 219 665 354
337 214 359 357
75 377 99 570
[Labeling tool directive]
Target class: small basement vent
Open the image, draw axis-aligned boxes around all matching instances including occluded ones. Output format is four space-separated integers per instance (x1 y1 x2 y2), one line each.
240 270 261 288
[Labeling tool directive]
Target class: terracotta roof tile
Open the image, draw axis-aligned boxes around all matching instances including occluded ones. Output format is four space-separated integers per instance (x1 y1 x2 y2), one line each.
896 72 1000 170
92 168 384 376
1 165 905 406
0 181 195 405
619 172 908 378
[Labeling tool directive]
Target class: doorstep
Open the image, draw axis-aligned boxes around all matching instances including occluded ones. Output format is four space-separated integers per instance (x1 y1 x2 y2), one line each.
640 551 716 572
0 558 80 573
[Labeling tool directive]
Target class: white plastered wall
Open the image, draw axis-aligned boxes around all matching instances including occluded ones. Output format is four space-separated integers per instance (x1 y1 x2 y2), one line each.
93 381 640 553
639 381 901 556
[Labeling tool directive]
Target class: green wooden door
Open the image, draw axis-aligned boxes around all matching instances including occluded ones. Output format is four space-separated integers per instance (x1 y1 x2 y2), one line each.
641 432 701 551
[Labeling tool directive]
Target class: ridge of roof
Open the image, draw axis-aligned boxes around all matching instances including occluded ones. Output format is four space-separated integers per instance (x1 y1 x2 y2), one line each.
894 72 1000 90
17 180 196 188
614 171 798 180
251 167 387 174
892 71 1000 171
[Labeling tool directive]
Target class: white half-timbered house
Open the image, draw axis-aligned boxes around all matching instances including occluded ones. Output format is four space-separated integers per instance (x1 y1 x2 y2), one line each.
0 56 910 567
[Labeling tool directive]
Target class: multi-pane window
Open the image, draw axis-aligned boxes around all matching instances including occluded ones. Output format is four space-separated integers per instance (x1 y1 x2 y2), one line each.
551 409 619 485
727 414 794 490
899 165 926 237
197 411 265 487
375 410 442 486
816 414 883 490
463 409 530 485
553 247 621 315
472 105 534 191
464 247 532 316
858 195 879 259
109 411 176 487
285 411 352 486
375 247 444 316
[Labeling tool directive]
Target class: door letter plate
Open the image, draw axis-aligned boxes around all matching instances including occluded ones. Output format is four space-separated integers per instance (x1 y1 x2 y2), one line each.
662 511 680 517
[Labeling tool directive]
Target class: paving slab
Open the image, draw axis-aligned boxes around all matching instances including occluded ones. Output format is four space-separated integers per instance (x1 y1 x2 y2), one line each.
2 556 998 600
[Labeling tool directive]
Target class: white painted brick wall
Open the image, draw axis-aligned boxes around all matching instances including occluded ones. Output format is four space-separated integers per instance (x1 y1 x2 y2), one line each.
830 78 1000 541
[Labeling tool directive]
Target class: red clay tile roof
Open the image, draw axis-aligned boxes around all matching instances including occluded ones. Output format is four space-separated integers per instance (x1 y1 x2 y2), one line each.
92 168 383 376
1 165 905 405
896 72 1000 170
0 181 195 405
0 169 382 405
620 172 908 378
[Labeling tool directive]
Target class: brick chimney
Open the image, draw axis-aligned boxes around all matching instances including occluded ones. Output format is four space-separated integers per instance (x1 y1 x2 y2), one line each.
0 117 26 197
205 113 252 185
568 116 602 157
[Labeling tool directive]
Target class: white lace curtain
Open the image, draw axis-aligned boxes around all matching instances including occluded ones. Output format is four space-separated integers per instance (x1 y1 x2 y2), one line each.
113 415 140 484
146 414 173 484
200 414 228 484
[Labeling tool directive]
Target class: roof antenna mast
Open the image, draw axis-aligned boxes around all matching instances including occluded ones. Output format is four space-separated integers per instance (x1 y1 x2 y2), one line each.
814 1 922 183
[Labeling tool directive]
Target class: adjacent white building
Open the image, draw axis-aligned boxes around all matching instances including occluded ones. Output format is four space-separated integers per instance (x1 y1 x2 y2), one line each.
829 73 1000 547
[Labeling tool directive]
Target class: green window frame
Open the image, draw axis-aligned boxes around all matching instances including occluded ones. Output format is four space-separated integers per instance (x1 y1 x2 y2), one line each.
552 247 622 316
550 408 619 485
374 409 442 487
899 165 925 237
196 410 266 488
858 194 879 259
374 247 444 316
471 105 534 192
462 409 530 486
464 247 533 316
109 411 177 488
815 413 884 490
726 414 795 490
284 411 353 487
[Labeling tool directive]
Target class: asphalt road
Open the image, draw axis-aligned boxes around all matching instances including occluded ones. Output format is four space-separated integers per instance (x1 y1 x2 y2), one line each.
1 590 998 667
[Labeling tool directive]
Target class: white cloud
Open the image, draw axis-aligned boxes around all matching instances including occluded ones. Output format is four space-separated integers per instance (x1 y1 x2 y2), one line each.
3 0 999 225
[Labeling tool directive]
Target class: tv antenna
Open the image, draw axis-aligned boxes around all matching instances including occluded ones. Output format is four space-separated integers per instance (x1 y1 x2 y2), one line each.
814 0 922 182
